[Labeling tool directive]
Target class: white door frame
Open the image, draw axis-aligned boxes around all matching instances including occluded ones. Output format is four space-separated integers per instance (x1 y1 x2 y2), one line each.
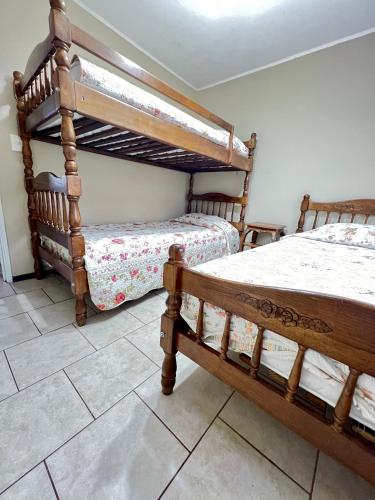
0 195 13 282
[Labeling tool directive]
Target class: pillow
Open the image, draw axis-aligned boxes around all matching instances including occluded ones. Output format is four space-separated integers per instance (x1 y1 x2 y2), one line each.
295 223 375 250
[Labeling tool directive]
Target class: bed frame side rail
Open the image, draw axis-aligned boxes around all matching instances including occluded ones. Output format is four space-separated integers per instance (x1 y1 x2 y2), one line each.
297 194 375 232
160 244 375 485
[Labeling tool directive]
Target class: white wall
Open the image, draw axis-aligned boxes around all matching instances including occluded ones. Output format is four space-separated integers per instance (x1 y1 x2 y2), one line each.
0 0 192 276
195 34 375 233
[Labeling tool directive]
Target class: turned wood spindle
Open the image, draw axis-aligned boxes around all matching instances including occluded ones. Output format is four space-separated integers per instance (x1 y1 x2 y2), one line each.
332 368 361 433
250 326 265 378
46 191 52 223
195 299 205 343
220 312 232 360
39 72 45 102
44 65 51 97
61 193 68 232
55 192 62 230
51 191 57 228
285 345 307 403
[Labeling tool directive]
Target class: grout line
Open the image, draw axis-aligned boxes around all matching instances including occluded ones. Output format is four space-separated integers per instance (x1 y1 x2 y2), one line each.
63 369 96 420
3 350 20 392
218 416 311 495
0 365 160 496
309 450 320 499
135 392 190 453
44 461 60 500
0 318 159 398
157 390 235 499
71 322 98 351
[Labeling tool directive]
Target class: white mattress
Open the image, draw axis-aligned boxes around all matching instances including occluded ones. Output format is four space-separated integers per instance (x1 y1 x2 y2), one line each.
181 223 375 430
69 56 249 157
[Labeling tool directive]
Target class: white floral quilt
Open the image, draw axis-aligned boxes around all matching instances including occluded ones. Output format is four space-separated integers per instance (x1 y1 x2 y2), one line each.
41 214 239 310
70 56 249 157
181 223 375 429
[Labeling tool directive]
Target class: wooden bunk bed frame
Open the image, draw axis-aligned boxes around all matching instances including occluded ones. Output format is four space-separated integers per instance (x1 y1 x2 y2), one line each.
160 196 375 485
13 0 256 326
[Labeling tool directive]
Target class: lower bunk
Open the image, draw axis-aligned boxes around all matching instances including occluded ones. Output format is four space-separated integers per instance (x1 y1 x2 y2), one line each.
32 171 248 323
160 219 375 485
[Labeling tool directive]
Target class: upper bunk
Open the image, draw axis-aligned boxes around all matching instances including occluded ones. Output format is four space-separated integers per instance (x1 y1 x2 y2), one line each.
13 1 255 174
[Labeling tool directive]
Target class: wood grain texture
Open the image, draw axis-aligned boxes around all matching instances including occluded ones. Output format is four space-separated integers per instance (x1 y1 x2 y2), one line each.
161 242 375 484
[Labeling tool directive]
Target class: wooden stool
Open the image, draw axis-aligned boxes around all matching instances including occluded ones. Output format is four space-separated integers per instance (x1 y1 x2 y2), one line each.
240 222 286 251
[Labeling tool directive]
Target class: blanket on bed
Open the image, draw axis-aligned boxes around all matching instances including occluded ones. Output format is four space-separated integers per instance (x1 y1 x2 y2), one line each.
41 214 239 310
180 223 375 430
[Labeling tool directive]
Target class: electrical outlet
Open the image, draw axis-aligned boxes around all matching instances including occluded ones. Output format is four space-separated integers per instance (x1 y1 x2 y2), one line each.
10 134 22 152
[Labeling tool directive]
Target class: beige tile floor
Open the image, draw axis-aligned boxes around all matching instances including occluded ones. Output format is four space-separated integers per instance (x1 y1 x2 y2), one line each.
0 275 374 499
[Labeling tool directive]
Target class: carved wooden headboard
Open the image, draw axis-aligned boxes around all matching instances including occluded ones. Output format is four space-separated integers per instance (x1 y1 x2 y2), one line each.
297 194 375 232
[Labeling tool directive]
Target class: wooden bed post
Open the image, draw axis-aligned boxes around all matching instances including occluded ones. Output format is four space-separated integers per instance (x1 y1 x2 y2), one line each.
13 71 43 279
239 133 256 236
239 171 250 236
160 244 186 395
51 0 88 325
187 173 194 213
297 194 310 233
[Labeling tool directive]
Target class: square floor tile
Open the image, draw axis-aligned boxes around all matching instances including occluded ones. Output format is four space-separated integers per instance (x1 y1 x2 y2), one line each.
66 338 158 417
0 351 17 402
29 299 94 334
6 325 95 389
312 453 375 500
0 463 56 500
220 392 317 490
163 419 308 500
0 314 40 350
0 372 93 493
0 281 15 299
136 354 232 450
47 392 188 500
42 281 74 303
76 308 143 349
11 276 62 294
0 290 52 320
126 318 164 366
125 293 166 324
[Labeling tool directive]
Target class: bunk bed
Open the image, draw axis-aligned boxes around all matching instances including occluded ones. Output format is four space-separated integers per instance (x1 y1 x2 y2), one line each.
13 0 256 326
161 195 375 485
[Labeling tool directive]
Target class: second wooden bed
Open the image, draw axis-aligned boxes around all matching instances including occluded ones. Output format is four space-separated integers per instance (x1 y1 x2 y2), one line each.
160 195 375 485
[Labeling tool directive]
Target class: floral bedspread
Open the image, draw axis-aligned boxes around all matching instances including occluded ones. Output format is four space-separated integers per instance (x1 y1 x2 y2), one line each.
181 223 375 429
70 56 249 157
41 214 239 310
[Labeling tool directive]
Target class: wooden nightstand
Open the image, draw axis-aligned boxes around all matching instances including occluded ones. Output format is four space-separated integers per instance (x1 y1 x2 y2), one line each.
240 222 286 251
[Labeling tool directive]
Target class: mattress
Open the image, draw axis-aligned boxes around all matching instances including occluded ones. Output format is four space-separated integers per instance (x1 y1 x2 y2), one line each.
180 223 375 430
40 213 239 310
69 56 249 158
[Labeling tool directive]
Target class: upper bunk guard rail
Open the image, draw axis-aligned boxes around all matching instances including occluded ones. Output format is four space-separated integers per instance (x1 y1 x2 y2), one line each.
297 194 375 232
70 24 233 134
161 244 375 485
14 0 254 172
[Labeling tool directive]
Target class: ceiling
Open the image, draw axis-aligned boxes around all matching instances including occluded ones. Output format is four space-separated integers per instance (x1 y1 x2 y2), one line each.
74 0 375 90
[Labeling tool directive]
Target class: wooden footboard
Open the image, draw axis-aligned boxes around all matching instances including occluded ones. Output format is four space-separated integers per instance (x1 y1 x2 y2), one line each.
160 244 375 485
